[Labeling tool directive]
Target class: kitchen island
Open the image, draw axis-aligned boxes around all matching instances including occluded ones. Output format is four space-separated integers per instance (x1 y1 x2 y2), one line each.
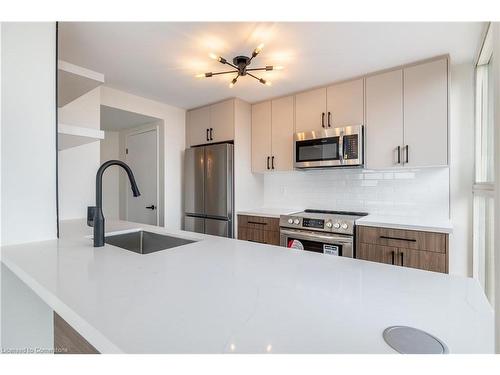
0 219 493 353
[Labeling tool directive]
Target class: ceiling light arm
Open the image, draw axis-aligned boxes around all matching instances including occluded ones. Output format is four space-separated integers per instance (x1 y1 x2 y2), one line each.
247 72 271 86
211 70 239 76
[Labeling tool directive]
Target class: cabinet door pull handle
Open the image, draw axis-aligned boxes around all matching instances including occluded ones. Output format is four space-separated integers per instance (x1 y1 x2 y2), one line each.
397 146 401 164
247 221 267 226
380 235 416 242
400 252 404 266
267 156 270 170
405 145 409 163
321 112 325 128
206 128 209 142
391 251 395 265
271 156 275 169
328 111 332 127
209 128 213 141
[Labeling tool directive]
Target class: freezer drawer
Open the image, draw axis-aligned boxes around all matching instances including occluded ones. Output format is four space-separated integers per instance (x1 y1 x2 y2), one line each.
205 218 231 237
184 215 204 234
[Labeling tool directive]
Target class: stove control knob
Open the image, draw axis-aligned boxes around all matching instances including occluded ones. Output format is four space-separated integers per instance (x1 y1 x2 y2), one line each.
325 221 333 228
293 218 300 225
288 218 294 224
333 222 341 229
341 223 349 230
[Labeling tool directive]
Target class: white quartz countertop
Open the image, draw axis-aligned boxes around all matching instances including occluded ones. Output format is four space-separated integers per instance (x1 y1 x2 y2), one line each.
0 219 490 353
237 207 302 218
356 214 453 233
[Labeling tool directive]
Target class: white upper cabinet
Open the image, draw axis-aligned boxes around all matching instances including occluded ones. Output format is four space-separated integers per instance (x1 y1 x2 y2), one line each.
271 96 294 171
365 69 404 169
210 99 234 143
326 78 364 128
251 101 272 173
251 95 295 172
403 58 448 167
186 106 210 146
295 87 327 133
186 99 235 147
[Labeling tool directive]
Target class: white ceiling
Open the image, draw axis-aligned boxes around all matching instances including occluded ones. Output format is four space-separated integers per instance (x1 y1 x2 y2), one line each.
100 105 160 131
59 22 484 109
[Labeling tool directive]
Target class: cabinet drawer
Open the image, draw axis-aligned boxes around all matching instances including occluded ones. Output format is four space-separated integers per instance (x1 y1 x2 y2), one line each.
399 248 447 273
238 227 280 246
357 226 447 253
357 243 398 266
237 215 279 232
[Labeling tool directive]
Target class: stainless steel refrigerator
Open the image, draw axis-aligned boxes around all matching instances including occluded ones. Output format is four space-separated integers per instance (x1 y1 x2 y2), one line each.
184 143 234 238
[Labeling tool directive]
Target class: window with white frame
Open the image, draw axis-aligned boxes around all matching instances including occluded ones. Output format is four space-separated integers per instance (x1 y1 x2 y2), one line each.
473 23 495 304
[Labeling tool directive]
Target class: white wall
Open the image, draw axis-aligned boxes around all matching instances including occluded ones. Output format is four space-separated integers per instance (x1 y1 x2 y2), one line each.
1 22 57 245
449 63 475 277
100 131 120 219
100 87 185 229
58 87 101 220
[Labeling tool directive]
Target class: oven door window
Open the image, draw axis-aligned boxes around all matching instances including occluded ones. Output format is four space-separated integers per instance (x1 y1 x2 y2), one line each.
286 237 342 256
296 137 340 163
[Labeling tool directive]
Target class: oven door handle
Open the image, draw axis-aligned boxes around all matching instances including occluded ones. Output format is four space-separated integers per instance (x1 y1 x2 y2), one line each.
280 229 353 245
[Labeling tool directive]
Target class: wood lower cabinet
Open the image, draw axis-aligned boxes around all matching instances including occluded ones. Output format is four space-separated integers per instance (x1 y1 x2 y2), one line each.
237 214 280 246
356 226 448 273
54 312 99 354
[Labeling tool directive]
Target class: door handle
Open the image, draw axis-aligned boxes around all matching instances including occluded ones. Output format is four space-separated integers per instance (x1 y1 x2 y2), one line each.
146 205 156 210
391 251 395 265
206 128 209 142
321 112 325 128
397 146 401 164
405 145 409 164
328 112 331 127
209 128 213 141
267 156 270 170
271 156 275 169
400 252 404 266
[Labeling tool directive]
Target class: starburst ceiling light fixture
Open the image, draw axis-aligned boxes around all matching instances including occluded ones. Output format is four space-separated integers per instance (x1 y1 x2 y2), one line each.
195 43 283 88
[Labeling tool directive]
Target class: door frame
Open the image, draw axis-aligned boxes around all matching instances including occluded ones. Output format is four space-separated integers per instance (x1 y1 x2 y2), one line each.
124 124 160 225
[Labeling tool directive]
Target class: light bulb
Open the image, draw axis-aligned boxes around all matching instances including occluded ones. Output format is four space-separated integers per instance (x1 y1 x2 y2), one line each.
195 73 205 78
265 81 272 86
229 82 234 88
273 66 284 70
209 53 218 60
255 43 264 53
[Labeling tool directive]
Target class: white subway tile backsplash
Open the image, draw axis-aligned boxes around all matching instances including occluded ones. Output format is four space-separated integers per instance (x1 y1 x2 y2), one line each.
263 167 449 219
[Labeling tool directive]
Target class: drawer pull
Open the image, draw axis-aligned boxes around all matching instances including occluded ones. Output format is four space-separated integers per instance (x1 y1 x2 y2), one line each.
379 235 416 242
247 221 267 225
400 252 404 266
391 251 395 265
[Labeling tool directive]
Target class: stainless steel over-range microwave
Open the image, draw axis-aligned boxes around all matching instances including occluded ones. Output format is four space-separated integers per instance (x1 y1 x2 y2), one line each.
294 125 364 169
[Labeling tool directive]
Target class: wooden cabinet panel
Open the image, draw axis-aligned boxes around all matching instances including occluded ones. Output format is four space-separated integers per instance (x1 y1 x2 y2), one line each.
54 312 99 354
403 58 448 167
295 87 327 132
398 248 447 273
238 215 279 232
251 101 272 173
357 243 398 266
357 226 447 253
186 106 210 147
326 78 364 128
271 95 294 171
365 69 404 169
210 99 234 143
237 215 280 246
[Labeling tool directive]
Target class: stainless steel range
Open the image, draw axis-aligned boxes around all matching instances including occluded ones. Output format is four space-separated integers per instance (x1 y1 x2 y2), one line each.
279 210 368 257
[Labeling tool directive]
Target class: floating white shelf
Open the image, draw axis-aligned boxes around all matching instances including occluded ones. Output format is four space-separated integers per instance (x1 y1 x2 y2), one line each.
58 60 105 107
58 123 105 151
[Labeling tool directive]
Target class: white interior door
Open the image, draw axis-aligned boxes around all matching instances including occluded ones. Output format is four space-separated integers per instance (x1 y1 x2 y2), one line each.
126 129 158 225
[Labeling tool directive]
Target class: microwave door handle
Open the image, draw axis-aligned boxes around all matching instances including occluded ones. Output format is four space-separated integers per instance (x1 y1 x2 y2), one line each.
339 135 344 164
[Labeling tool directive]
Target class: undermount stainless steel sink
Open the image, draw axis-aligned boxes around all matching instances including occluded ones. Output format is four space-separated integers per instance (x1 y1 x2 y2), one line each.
105 230 196 254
